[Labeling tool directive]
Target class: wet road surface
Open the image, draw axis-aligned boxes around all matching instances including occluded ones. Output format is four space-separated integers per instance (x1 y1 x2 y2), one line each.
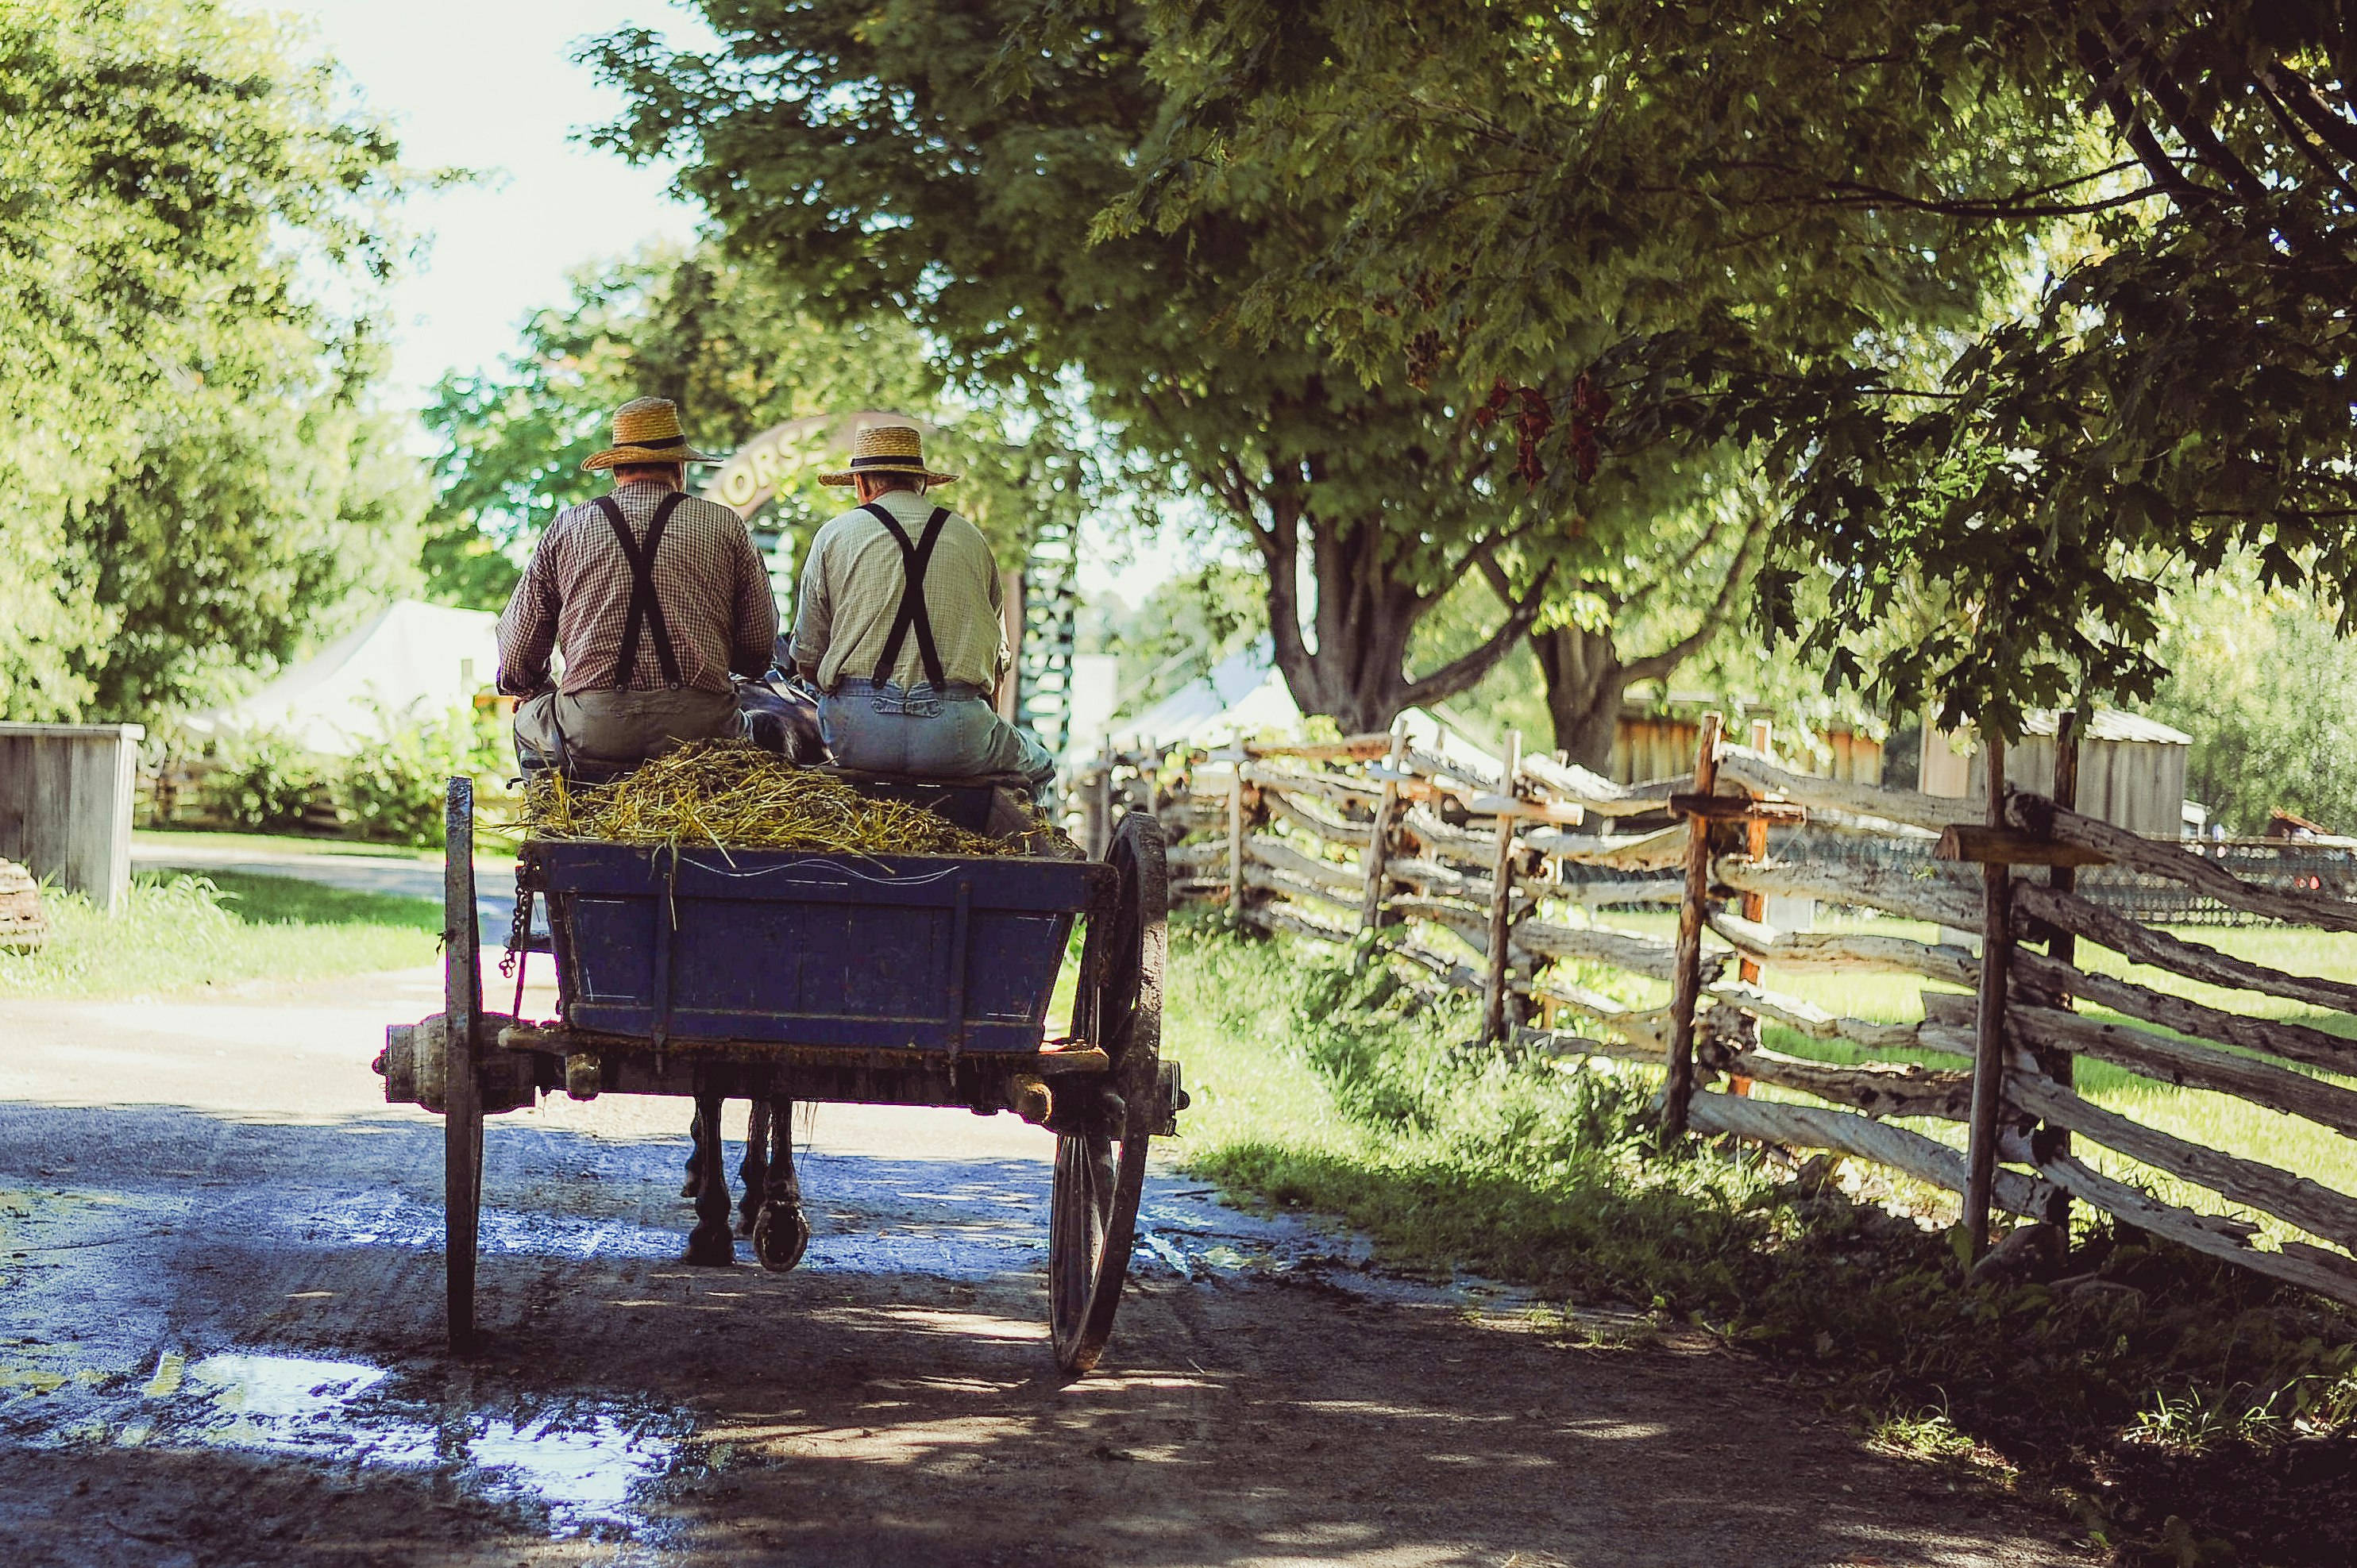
0 965 2096 1567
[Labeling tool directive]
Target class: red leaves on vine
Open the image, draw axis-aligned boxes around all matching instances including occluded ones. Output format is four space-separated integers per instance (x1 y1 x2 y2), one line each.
1511 387 1553 487
1567 372 1610 485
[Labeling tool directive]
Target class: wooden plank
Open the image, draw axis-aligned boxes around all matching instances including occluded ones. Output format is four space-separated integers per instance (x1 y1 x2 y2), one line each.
1685 1093 2058 1216
1516 753 1675 818
2013 882 2357 1014
1714 855 1982 930
1715 1042 1974 1120
1707 977 1927 1056
1468 792 1586 825
2035 1154 2357 1308
0 735 28 862
1528 823 1688 870
2012 946 2357 1075
1668 792 1807 823
1517 919 1698 984
1244 835 1361 894
1237 900 1356 946
1265 789 1371 850
1935 823 2109 867
1238 762 1383 808
1247 734 1395 761
1241 862 1360 915
1714 746 1968 834
1707 909 1979 987
2008 1002 2357 1139
1665 715 1726 1137
26 738 71 896
2011 792 2357 932
2009 1070 2357 1250
1395 807 1495 861
1514 1024 1664 1065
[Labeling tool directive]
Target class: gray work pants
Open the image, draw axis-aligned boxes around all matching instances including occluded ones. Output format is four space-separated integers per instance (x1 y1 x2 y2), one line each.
512 688 739 774
818 678 1056 798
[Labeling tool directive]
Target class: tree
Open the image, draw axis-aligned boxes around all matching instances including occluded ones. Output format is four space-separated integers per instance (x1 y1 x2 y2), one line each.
1071 1 2357 738
0 0 420 719
997 0 2068 751
588 0 1562 735
423 241 1088 611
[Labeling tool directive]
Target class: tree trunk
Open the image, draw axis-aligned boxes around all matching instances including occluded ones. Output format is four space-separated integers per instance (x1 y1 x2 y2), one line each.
1256 505 1538 734
1530 622 1626 772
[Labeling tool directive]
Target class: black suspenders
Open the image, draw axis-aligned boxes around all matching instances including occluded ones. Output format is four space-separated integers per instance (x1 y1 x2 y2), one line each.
863 502 953 689
594 491 687 689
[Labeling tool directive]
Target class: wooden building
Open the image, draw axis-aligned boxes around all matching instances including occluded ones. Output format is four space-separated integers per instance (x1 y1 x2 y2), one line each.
1922 709 2192 838
1611 701 1884 787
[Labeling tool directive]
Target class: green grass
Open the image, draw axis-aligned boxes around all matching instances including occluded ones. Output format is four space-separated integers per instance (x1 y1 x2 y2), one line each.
132 828 443 861
1163 915 2357 1566
0 871 442 1000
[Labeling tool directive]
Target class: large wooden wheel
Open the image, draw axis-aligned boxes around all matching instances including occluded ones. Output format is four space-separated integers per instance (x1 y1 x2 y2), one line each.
1051 809 1166 1374
444 776 484 1353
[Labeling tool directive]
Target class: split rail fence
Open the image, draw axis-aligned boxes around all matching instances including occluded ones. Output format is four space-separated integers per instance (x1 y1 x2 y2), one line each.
1089 722 2357 1307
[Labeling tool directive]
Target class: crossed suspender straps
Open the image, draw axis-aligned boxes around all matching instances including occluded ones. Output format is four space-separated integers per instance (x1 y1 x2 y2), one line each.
593 492 688 690
862 501 953 690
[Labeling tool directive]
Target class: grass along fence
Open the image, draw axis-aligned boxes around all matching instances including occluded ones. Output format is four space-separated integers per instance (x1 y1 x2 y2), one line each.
1101 722 2357 1309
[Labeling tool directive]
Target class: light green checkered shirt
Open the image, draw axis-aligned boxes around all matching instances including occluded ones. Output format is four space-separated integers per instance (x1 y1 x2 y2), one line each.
790 489 1009 692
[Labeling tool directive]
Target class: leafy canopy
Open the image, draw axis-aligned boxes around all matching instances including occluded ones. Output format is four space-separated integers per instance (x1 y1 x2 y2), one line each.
0 0 421 719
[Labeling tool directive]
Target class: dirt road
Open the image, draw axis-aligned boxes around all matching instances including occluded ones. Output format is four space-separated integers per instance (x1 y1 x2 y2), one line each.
0 963 2093 1567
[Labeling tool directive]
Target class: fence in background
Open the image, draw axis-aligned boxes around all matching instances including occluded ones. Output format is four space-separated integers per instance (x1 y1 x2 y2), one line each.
1082 724 2357 1308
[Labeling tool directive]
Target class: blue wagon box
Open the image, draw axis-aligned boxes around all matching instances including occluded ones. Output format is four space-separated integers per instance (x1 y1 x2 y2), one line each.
526 839 1112 1054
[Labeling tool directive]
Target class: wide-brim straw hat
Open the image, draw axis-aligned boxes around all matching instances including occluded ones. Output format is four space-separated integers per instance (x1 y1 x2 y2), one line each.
818 423 958 486
581 396 722 472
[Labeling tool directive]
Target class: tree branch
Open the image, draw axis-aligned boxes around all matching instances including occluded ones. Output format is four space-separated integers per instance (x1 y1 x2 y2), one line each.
1397 561 1557 712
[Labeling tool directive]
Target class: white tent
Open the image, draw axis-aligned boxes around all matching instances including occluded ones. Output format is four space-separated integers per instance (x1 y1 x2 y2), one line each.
1105 646 1509 778
187 600 501 755
1109 646 1302 751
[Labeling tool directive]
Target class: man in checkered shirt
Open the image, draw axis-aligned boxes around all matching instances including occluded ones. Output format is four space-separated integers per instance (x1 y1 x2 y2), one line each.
497 398 778 772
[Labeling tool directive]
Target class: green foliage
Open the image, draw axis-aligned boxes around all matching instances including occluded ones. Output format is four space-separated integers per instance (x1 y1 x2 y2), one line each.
336 707 510 846
0 0 423 719
209 732 327 834
2148 571 2357 836
422 241 1083 610
588 2 1584 733
0 872 439 1000
1166 919 2357 1565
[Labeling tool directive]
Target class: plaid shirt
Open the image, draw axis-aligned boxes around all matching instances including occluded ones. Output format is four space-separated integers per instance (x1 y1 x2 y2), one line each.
497 480 777 697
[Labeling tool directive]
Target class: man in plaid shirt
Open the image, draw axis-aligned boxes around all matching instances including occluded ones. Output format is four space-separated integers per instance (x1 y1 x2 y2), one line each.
498 398 777 772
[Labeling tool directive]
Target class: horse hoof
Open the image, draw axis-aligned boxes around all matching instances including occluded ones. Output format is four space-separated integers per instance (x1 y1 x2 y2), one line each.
681 1225 736 1266
752 1201 810 1273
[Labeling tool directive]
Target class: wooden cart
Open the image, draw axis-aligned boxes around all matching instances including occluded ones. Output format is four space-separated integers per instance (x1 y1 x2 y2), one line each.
380 776 1179 1374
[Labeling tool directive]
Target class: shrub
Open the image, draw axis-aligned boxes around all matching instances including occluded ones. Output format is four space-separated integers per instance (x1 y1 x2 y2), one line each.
208 729 326 832
337 705 510 846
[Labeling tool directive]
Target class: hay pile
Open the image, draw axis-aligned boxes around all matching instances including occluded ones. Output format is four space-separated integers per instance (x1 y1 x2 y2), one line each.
523 740 1024 857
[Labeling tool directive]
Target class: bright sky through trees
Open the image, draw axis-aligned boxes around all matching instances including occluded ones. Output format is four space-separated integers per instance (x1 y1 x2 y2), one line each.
271 0 713 411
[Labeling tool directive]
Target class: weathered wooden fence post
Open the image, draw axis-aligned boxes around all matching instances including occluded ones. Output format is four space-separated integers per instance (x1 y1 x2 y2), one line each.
1964 731 2013 1257
1358 730 1408 946
1227 754 1245 922
1730 718 1775 1097
2037 711 2082 1225
1479 731 1525 1043
1664 712 1725 1138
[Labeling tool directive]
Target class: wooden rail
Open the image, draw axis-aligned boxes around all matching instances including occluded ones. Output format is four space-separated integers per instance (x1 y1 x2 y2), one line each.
1103 721 2357 1308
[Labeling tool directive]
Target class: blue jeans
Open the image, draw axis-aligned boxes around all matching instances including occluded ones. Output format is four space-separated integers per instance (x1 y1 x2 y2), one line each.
818 679 1056 798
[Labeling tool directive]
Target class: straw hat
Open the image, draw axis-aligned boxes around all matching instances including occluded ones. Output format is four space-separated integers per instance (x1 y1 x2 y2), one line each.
581 396 721 472
818 424 959 487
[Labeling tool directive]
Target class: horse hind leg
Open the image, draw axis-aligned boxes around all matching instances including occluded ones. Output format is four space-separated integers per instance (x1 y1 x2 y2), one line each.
738 1100 770 1236
680 1088 735 1266
751 1096 810 1273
